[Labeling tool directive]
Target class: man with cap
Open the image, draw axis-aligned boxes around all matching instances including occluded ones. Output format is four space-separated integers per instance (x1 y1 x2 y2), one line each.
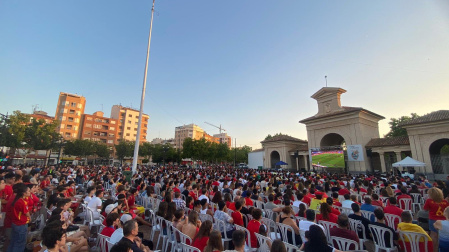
110 213 133 244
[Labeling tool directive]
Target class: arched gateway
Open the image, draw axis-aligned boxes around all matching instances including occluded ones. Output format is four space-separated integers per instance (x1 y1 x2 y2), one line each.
300 87 384 174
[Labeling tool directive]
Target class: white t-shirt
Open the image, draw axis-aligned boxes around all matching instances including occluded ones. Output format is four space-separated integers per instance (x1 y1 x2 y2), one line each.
109 228 123 244
87 196 102 210
84 196 92 204
292 200 306 208
298 220 325 232
198 194 209 203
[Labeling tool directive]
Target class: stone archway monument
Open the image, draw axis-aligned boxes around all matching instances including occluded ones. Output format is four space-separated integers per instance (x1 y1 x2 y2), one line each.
299 87 385 173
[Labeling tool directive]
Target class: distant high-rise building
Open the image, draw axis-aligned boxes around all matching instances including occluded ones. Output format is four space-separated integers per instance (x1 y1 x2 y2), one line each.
213 133 232 148
79 111 118 148
110 105 149 143
174 124 206 149
55 92 86 139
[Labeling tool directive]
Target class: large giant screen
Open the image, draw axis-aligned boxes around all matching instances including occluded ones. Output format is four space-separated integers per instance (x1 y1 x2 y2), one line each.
311 148 345 169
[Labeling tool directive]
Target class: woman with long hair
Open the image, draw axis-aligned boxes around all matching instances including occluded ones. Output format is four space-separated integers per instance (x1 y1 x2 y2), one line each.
192 220 213 252
276 206 300 245
204 230 224 252
316 203 338 223
424 187 449 252
156 201 168 219
297 203 307 217
7 183 31 252
211 191 222 204
303 225 342 252
182 210 202 241
165 202 177 221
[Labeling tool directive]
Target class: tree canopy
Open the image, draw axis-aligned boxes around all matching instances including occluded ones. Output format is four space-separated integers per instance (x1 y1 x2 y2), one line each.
385 113 420 138
264 133 288 140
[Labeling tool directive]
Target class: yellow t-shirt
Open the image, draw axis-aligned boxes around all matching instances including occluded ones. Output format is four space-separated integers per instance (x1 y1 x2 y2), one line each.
397 222 431 242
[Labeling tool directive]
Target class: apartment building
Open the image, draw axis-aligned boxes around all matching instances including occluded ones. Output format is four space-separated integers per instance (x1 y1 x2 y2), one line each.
79 111 118 147
28 111 54 124
110 105 149 143
213 133 232 148
174 124 206 148
55 92 86 139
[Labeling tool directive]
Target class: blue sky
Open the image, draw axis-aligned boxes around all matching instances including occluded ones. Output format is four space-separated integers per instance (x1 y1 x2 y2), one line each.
1 0 449 149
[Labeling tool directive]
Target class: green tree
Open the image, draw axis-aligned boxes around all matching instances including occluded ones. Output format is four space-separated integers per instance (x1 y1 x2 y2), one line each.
264 133 287 140
139 142 153 161
64 139 96 162
114 140 134 165
385 113 420 138
24 118 60 164
94 142 110 159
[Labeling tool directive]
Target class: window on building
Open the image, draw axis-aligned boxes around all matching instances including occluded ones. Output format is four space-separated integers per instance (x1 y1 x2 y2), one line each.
93 132 99 136
143 130 147 133
109 133 115 137
68 117 74 122
119 126 123 130
126 133 130 136
118 132 122 135
128 120 131 124
94 124 101 129
60 124 65 129
111 121 116 124
86 123 92 127
135 116 139 119
135 122 138 125
75 118 79 123
66 125 73 130
86 117 92 121
127 127 131 130
85 131 91 135
102 125 109 130
65 133 71 137
107 140 114 144
71 102 76 107
134 134 137 137
69 110 75 114
77 104 82 109
110 127 115 130
134 128 137 131
144 124 147 128
128 114 132 117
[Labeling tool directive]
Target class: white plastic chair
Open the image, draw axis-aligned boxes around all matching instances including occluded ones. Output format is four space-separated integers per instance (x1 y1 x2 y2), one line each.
255 233 272 252
398 231 429 252
277 223 296 245
264 209 276 221
384 213 400 231
96 233 109 252
410 193 422 213
341 207 353 215
214 219 233 249
261 217 279 240
171 225 192 252
348 218 367 248
235 224 257 252
369 224 398 252
330 236 360 251
87 208 103 232
155 217 170 251
360 210 375 222
398 198 413 212
318 220 338 244
149 210 160 242
283 241 298 252
180 243 200 252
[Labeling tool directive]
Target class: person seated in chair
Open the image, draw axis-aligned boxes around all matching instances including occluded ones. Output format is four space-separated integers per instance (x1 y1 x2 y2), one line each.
329 214 359 250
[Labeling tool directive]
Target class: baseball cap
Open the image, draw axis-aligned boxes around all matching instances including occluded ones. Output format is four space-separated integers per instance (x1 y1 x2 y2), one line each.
120 213 133 223
105 203 118 215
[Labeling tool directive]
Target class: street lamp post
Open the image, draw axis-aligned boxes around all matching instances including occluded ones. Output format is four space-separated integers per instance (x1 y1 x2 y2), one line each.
132 0 156 174
295 150 299 171
56 137 64 168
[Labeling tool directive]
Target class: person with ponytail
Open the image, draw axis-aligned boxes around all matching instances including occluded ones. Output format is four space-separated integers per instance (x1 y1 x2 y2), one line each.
7 183 31 252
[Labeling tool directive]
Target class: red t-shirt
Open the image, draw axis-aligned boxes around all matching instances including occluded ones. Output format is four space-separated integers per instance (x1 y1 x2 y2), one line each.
245 198 253 207
424 199 449 220
228 202 236 211
128 195 136 208
247 219 261 248
372 200 384 208
40 180 50 189
0 185 13 212
101 226 116 237
333 199 342 207
192 236 209 252
316 213 338 224
189 191 198 201
11 198 30 225
384 205 403 229
232 211 244 226
338 188 350 196
331 207 341 216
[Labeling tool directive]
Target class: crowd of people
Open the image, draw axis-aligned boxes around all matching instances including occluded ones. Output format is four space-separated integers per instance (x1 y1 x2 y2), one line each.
0 163 449 252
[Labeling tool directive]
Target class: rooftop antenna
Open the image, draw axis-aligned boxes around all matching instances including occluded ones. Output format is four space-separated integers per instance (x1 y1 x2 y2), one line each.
325 75 328 87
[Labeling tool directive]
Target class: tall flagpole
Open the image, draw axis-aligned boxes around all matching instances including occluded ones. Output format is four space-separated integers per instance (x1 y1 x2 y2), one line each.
132 0 155 174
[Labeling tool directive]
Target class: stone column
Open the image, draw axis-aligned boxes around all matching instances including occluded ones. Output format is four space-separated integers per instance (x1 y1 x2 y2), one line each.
395 151 402 162
303 155 308 171
379 152 386 173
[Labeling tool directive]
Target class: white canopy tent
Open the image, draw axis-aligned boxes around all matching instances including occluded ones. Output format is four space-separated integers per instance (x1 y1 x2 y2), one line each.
392 156 426 178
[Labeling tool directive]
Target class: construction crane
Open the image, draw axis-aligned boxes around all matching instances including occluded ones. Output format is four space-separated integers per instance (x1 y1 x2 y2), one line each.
204 122 226 134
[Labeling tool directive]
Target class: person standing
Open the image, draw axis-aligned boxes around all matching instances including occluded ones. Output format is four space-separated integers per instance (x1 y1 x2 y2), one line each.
7 183 31 252
424 187 449 252
434 206 449 252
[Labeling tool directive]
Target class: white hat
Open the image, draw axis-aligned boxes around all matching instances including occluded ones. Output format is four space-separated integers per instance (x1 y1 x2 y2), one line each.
120 213 133 223
105 203 118 215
